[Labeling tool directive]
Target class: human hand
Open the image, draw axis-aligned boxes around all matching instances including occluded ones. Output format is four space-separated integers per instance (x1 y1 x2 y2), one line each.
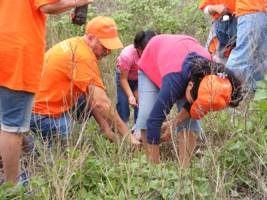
214 4 227 15
160 122 172 142
128 134 141 152
111 134 121 144
130 134 141 146
128 95 138 107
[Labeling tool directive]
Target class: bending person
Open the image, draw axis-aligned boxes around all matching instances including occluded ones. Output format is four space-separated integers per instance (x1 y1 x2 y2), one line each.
135 34 243 166
116 30 156 138
30 16 140 146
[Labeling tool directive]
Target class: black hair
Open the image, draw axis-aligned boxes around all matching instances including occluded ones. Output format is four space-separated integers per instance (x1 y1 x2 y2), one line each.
189 57 243 107
134 30 157 50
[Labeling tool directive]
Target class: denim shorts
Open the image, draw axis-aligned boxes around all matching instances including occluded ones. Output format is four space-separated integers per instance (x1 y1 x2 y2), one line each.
30 112 71 139
116 71 138 123
214 15 237 49
226 12 267 90
135 71 201 133
0 86 34 133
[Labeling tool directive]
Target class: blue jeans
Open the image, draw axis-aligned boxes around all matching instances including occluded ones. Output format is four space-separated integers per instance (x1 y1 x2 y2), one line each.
30 96 89 145
0 86 34 133
116 71 138 123
214 14 237 49
226 12 267 90
135 70 201 133
30 112 71 139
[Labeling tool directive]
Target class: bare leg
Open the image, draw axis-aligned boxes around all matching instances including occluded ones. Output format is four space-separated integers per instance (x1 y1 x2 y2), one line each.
147 144 160 164
141 129 160 163
0 131 23 184
140 129 147 150
178 130 197 167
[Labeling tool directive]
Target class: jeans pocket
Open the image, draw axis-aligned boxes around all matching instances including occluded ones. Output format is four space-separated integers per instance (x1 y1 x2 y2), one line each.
214 16 237 47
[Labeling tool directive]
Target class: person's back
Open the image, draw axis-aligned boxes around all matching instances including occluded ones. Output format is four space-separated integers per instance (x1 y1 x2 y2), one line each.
33 37 104 117
139 34 211 87
117 44 139 81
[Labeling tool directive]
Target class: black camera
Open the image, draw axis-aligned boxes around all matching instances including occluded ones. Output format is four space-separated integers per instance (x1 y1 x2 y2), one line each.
71 4 88 26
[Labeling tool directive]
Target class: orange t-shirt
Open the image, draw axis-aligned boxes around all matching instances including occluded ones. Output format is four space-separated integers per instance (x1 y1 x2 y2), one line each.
0 0 58 93
199 0 236 20
235 0 267 16
32 37 106 117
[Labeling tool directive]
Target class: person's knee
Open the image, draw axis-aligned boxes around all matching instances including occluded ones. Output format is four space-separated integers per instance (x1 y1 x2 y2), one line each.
0 131 23 149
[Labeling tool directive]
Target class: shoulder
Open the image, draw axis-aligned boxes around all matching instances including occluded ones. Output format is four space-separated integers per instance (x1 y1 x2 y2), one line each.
118 45 138 61
120 44 136 56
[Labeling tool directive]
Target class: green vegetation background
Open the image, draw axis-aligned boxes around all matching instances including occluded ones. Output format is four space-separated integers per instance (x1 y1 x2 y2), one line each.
1 0 266 199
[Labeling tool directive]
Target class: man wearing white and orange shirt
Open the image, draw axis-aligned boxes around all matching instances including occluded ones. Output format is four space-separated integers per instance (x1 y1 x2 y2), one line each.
226 0 267 90
0 0 92 185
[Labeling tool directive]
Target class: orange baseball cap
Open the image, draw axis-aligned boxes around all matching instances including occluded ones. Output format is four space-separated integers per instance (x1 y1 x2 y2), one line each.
190 75 232 119
85 16 123 50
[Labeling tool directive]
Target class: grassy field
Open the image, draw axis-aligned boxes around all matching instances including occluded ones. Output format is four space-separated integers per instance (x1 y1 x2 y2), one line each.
0 0 267 199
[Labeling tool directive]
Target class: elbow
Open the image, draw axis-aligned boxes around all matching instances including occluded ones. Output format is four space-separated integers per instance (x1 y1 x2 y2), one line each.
39 6 55 14
39 5 62 14
93 100 112 117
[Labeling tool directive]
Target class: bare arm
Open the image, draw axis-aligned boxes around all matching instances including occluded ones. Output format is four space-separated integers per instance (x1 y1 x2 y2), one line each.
86 85 140 145
120 70 137 107
205 4 228 16
90 109 120 143
39 0 93 14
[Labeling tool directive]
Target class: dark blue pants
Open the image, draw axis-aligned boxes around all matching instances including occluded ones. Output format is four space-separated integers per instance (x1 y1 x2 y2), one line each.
116 72 138 123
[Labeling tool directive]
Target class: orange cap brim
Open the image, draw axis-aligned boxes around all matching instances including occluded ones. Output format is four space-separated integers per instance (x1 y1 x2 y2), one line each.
190 102 208 120
99 37 123 50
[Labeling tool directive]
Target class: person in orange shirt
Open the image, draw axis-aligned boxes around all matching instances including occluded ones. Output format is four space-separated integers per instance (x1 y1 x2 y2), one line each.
226 0 267 91
0 0 92 185
199 0 237 64
30 16 140 149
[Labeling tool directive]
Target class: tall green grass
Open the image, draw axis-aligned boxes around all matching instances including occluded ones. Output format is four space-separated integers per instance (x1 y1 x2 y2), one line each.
1 0 266 199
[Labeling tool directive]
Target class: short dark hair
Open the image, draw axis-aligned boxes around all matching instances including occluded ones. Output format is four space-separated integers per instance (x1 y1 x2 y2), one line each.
189 56 243 107
134 30 157 50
